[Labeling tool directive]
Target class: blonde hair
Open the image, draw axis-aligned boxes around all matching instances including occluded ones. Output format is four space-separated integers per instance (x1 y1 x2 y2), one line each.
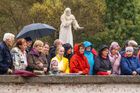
55 46 64 55
33 40 44 48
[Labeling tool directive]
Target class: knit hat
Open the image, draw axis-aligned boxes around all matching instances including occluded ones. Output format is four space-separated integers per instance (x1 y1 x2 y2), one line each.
125 46 134 52
63 43 72 52
109 42 120 50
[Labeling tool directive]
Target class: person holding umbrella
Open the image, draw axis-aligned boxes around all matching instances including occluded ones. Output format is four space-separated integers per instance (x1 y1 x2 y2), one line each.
24 37 33 53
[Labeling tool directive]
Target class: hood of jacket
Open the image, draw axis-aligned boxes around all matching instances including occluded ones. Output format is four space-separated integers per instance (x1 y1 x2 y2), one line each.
63 43 72 54
74 43 85 57
83 41 93 48
98 45 108 57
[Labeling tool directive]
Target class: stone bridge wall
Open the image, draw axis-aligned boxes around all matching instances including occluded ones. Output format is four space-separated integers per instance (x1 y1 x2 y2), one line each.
0 75 140 93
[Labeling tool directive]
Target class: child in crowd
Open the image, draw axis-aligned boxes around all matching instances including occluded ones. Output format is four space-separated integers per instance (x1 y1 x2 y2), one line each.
50 46 69 74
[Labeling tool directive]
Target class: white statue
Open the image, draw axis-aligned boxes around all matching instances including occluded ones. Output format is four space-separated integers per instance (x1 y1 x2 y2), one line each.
59 8 84 47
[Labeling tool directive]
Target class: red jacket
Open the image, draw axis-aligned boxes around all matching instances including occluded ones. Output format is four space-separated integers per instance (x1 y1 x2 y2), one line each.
70 44 90 75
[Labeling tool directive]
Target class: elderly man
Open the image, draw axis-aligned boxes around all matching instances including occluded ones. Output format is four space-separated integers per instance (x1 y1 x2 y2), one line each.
0 33 15 74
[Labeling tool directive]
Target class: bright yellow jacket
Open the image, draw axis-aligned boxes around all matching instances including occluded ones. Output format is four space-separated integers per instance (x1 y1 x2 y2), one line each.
51 55 70 73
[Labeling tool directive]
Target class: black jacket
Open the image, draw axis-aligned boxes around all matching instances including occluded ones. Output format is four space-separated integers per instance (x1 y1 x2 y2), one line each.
94 45 112 73
94 56 112 73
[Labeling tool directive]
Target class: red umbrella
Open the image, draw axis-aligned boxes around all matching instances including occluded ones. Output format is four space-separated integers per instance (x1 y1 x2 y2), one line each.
14 70 37 77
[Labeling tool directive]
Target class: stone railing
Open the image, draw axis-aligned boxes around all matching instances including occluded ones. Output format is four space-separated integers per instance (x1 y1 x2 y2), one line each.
0 75 140 93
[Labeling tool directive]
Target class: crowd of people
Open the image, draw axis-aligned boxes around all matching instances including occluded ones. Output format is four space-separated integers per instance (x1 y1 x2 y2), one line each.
0 32 140 76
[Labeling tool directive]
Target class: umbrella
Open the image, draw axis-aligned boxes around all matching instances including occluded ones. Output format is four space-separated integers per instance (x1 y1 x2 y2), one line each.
14 70 37 77
16 23 56 39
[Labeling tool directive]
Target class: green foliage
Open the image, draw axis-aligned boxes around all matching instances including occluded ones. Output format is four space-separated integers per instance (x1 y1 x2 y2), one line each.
91 0 140 49
29 0 106 44
0 0 37 40
0 0 140 48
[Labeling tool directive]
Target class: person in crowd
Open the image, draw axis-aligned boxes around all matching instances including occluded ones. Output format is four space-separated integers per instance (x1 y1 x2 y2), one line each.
43 42 51 72
94 45 112 75
49 39 64 60
110 42 120 51
27 40 48 75
120 46 140 75
50 46 69 74
108 42 121 75
137 45 140 62
24 37 33 53
50 60 59 74
11 38 28 70
83 41 95 75
120 40 138 56
0 33 15 74
70 43 90 75
63 43 73 62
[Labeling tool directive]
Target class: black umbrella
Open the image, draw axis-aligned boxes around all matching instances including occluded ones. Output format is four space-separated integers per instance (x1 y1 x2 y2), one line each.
16 23 56 39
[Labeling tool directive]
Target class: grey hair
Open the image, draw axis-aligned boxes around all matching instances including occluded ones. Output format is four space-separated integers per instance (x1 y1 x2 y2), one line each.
3 33 15 41
128 40 138 47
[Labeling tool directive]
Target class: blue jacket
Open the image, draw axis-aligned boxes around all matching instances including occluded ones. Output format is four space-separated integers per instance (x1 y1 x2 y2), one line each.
0 42 13 74
83 41 95 75
120 56 140 75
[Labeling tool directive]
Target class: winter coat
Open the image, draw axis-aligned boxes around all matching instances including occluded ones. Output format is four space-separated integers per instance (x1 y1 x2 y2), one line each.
94 45 112 73
108 52 121 75
27 48 48 71
11 47 28 70
0 41 13 74
83 41 95 75
120 56 140 75
70 44 90 75
95 56 112 73
137 50 140 62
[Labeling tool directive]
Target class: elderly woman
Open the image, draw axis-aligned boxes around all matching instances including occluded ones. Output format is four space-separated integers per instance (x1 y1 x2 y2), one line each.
11 38 28 70
27 40 48 74
94 45 112 75
50 46 69 74
49 39 64 60
108 42 121 75
121 46 140 75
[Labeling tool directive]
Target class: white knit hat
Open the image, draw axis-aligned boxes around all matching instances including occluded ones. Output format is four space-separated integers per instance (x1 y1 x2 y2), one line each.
125 46 134 52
